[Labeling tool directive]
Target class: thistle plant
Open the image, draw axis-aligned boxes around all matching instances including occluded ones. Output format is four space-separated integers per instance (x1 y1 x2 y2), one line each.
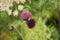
0 0 60 40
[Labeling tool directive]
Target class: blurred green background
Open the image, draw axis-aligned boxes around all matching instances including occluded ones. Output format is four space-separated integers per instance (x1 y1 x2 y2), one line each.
0 0 60 40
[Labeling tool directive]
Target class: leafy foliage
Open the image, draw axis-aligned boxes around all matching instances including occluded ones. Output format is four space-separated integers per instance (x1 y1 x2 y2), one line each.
0 0 60 40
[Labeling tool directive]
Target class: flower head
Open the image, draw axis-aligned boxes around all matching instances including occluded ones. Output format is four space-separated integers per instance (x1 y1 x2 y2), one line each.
18 5 24 11
13 10 18 16
21 11 31 20
0 0 13 11
8 26 14 31
7 9 12 15
26 19 35 28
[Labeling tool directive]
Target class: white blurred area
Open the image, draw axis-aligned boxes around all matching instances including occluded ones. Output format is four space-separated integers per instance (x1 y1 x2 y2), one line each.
0 0 25 11
0 0 25 16
0 0 13 11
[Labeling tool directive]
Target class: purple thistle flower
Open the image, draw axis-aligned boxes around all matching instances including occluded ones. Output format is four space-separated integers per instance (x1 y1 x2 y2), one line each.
8 26 14 31
20 11 31 20
26 19 35 28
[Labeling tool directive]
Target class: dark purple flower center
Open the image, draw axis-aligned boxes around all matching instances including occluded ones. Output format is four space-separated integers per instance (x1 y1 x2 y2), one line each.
26 19 35 28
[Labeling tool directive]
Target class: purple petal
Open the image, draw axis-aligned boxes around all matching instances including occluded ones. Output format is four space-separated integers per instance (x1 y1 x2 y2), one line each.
21 11 31 20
